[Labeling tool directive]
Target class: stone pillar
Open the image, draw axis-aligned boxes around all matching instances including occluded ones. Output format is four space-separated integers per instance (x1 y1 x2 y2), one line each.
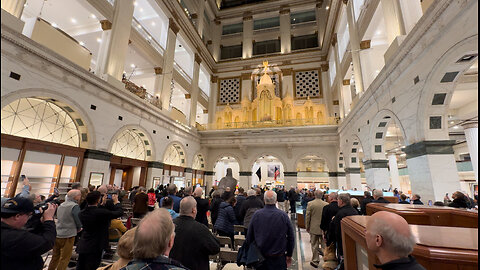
188 54 202 126
196 0 206 37
281 68 294 98
284 172 298 189
328 172 341 189
345 167 362 190
239 172 251 189
95 20 112 76
279 8 291 54
184 168 193 187
152 67 163 105
332 35 345 119
241 73 252 102
315 1 328 48
388 154 401 190
147 162 164 189
1 0 25 18
345 0 365 95
80 150 112 188
160 19 179 110
462 122 478 182
212 19 222 61
380 0 406 44
321 65 334 117
207 76 218 125
242 13 253 59
364 160 390 191
102 0 134 82
205 171 215 192
404 140 461 203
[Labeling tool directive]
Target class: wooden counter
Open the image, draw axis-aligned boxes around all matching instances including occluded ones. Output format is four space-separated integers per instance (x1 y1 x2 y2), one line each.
341 215 478 270
366 203 478 228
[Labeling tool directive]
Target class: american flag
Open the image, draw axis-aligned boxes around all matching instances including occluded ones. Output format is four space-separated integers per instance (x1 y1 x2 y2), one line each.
274 166 280 180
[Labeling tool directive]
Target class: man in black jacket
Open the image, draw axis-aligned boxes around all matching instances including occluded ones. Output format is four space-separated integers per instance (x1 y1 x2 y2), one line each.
332 193 359 258
170 196 220 270
234 187 247 222
372 190 390 204
193 187 209 226
360 191 373 215
287 187 298 215
320 192 339 237
239 189 264 225
1 196 57 270
448 191 468 208
411 194 424 205
76 191 123 270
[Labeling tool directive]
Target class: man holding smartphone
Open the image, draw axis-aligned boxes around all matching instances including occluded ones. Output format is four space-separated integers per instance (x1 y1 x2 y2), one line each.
1 196 57 269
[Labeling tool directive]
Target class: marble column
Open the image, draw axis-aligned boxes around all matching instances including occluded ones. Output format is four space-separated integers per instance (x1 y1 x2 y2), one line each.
95 20 112 76
212 19 222 61
284 172 298 189
242 13 253 59
328 172 341 189
321 66 334 117
152 67 163 106
279 8 291 54
204 171 215 191
345 167 362 190
184 168 193 187
364 160 390 191
345 0 365 95
188 54 201 126
404 140 461 203
388 154 401 190
1 0 25 18
462 122 478 182
80 150 112 188
147 162 164 189
315 1 328 48
380 0 406 44
239 172 251 189
241 73 252 102
160 19 179 110
103 0 134 81
281 68 294 98
207 76 218 125
332 35 345 119
195 0 206 37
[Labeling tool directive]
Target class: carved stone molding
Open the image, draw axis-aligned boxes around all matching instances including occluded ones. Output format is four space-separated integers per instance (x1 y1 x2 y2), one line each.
100 20 112 31
168 18 180 34
154 67 163 75
194 53 202 64
360 40 371 49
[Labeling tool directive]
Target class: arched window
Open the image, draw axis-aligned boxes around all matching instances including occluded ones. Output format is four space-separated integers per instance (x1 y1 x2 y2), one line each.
163 144 186 166
1 98 80 147
192 154 205 170
111 129 152 160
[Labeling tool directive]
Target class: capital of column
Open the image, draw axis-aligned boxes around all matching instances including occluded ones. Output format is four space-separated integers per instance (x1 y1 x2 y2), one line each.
342 0 348 5
243 12 253 21
282 68 293 76
214 18 221 25
316 0 324 8
403 140 455 159
168 18 180 34
210 76 218 83
154 67 163 75
321 63 329 71
100 20 112 31
241 73 251 80
190 13 198 19
360 40 371 49
279 8 290 15
461 121 478 129
194 53 202 64
331 33 338 46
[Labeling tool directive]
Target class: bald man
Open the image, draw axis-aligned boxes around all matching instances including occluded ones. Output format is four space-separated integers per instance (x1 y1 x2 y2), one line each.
48 189 82 270
170 196 220 270
247 190 295 270
366 211 425 269
193 187 209 226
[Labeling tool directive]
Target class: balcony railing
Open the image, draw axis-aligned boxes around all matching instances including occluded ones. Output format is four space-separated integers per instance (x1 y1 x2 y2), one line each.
201 117 339 130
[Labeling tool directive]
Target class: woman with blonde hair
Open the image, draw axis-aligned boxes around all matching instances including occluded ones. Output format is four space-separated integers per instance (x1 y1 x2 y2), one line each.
97 227 136 270
351 197 361 215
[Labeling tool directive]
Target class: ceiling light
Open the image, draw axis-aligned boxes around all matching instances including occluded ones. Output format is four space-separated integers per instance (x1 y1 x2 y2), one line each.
79 41 85 46
148 35 152 39
375 70 380 73
90 14 97 19
71 18 77 23
130 64 136 68
453 125 460 129
140 8 144 12
450 121 455 124
151 22 156 26
142 85 146 88
133 1 138 6
376 30 382 35
326 6 330 10
96 38 102 43
137 24 142 29
51 22 58 28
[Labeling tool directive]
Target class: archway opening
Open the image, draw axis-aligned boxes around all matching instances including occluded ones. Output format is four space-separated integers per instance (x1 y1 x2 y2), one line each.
251 155 284 189
296 155 329 190
163 143 186 166
213 156 240 187
383 118 410 193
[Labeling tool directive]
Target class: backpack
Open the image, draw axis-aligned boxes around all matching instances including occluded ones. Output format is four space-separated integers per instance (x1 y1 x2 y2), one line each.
244 207 260 229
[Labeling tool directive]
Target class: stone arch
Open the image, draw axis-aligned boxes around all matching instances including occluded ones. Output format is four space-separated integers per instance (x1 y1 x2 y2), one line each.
344 134 365 168
248 152 288 173
337 151 346 172
108 125 156 161
192 152 206 170
293 152 334 173
369 110 408 160
210 153 244 172
162 141 187 166
416 35 478 141
1 88 95 148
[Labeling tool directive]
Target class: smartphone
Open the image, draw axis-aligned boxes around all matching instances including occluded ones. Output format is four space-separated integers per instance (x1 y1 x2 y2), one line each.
20 175 26 180
107 194 112 200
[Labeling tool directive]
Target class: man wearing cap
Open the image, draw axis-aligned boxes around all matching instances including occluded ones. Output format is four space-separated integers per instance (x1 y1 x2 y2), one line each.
1 196 57 269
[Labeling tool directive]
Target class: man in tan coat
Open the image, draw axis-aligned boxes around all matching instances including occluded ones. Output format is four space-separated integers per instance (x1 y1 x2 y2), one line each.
306 190 329 268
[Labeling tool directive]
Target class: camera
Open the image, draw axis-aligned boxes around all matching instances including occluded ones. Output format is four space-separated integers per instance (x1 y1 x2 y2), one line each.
33 204 49 215
107 190 118 200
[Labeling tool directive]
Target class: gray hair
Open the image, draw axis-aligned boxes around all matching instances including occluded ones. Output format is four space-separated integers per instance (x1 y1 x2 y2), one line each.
413 194 421 200
184 186 193 195
264 190 277 205
179 196 196 215
329 192 338 200
193 187 203 197
314 190 324 199
373 189 383 198
369 217 416 257
338 193 351 205
247 189 257 197
66 189 81 202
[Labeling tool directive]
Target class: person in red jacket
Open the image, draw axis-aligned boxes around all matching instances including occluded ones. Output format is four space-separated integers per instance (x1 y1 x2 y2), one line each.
147 188 156 211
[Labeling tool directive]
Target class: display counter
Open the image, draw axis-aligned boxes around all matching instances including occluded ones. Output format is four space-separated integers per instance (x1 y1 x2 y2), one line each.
341 215 478 270
366 203 478 228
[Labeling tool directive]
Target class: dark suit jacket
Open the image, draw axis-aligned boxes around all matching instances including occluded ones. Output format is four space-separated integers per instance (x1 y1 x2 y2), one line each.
360 196 373 215
194 196 209 226
77 203 123 254
373 197 390 204
170 216 220 270
320 201 339 232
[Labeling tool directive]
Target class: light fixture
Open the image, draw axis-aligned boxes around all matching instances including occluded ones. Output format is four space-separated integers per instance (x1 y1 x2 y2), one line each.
71 18 77 23
151 22 156 26
148 35 152 39
137 24 142 29
133 1 138 6
376 30 382 35
453 125 460 129
139 8 144 12
96 38 102 43
130 64 136 68
79 41 85 46
326 6 330 10
51 22 58 28
90 14 97 19
450 121 455 124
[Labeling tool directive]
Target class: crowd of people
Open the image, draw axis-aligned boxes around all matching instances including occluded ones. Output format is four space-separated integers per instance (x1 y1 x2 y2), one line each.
0 176 477 270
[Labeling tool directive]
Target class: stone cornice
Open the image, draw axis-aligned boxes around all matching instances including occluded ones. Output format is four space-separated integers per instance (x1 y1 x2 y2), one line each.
363 160 389 169
239 171 251 176
84 149 112 161
344 167 361 174
0 25 200 143
148 161 165 169
403 140 456 159
329 172 346 177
